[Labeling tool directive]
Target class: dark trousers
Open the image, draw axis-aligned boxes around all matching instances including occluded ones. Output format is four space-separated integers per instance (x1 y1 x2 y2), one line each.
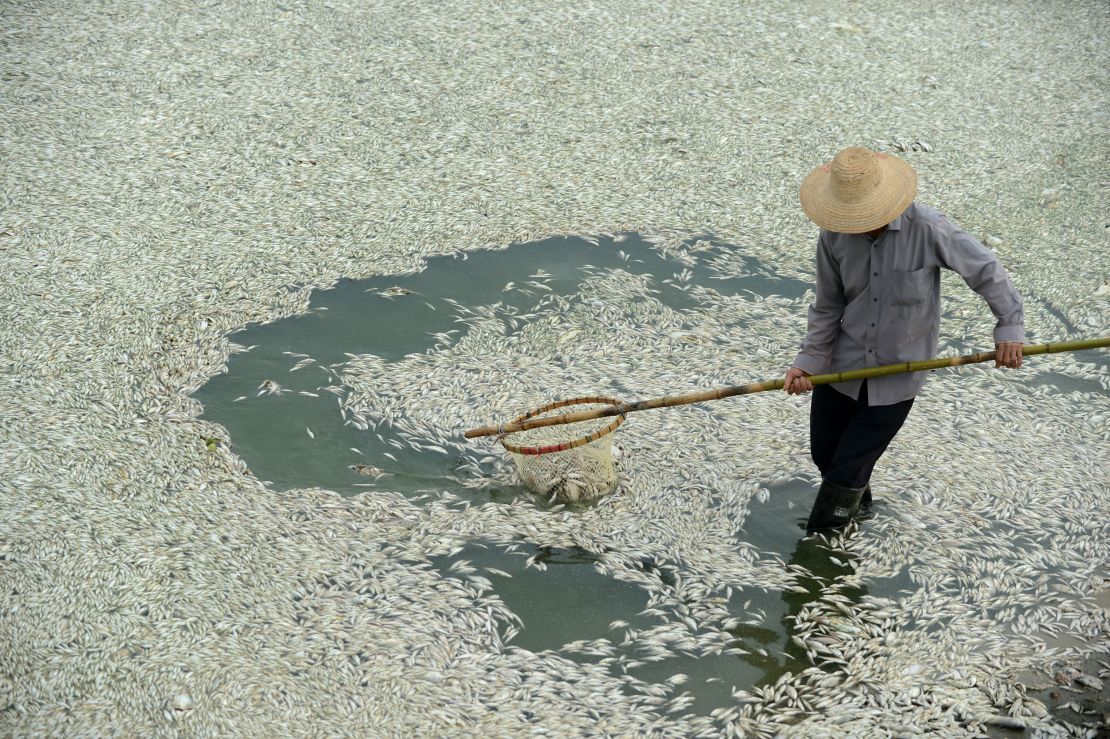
810 381 914 489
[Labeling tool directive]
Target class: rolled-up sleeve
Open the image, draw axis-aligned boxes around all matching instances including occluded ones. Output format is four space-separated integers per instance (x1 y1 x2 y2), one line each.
931 217 1025 344
793 232 845 374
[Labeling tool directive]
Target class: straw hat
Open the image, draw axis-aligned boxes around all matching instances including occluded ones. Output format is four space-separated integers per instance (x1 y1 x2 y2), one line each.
799 147 917 233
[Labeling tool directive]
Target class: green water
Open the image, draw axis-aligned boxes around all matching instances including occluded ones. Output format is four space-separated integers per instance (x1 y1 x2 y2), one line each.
193 232 873 718
428 525 864 717
194 232 808 497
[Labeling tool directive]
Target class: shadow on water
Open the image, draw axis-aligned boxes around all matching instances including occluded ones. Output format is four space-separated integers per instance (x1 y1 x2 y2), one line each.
194 232 807 497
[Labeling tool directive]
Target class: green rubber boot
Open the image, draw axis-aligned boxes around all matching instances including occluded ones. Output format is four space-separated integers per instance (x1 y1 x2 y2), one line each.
806 479 867 534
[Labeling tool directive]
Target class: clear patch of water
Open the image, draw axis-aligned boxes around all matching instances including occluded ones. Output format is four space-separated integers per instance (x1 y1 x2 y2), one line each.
191 232 919 720
194 232 808 497
427 532 862 718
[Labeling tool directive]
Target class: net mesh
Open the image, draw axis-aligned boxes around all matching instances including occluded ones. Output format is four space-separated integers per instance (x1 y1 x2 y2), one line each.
501 399 622 503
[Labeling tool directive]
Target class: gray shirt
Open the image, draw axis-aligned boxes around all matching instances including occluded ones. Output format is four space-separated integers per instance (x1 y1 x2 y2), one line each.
792 201 1024 405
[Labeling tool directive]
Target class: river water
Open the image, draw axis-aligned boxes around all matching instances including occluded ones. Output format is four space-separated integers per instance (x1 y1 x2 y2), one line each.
194 233 867 715
194 232 1108 727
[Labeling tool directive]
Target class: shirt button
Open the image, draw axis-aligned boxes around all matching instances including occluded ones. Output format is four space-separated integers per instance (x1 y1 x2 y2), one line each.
873 298 878 302
868 349 873 353
873 272 878 276
871 323 875 327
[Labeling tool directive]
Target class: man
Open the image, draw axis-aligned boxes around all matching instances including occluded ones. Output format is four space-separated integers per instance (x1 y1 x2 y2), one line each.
784 147 1024 533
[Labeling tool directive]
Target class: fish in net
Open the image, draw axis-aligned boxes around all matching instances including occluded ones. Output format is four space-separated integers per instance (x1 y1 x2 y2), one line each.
499 397 624 503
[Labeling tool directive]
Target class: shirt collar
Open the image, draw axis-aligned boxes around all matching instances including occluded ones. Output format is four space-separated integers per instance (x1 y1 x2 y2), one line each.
887 201 917 231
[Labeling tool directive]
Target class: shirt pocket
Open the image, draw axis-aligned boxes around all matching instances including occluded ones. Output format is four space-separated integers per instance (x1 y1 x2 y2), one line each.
883 267 937 344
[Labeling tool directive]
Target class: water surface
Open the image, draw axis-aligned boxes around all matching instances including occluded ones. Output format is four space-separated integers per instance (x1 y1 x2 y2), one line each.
193 233 885 718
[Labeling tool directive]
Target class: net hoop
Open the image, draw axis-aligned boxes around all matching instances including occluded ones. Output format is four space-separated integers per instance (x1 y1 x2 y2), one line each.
499 396 624 455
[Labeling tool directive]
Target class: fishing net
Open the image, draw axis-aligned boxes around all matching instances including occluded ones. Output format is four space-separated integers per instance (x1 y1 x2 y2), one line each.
500 396 624 503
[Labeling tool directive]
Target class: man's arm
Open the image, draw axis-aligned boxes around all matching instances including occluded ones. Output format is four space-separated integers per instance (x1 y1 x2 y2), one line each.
931 216 1024 368
787 233 845 393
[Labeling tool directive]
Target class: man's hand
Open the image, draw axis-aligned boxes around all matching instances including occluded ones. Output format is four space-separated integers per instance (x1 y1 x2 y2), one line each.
995 342 1023 369
784 367 813 394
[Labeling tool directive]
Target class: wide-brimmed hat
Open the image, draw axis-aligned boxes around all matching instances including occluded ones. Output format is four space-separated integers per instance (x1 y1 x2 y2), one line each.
799 147 917 233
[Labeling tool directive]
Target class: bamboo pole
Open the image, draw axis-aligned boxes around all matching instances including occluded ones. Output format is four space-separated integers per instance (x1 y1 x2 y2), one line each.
463 336 1110 439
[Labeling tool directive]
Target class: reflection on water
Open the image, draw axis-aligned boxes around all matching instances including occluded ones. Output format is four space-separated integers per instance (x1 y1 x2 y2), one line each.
741 480 872 689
